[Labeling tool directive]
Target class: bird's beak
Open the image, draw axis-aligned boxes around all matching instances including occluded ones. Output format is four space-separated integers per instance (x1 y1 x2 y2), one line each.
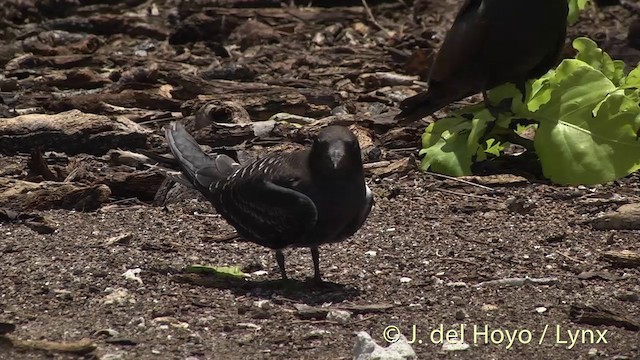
328 146 347 170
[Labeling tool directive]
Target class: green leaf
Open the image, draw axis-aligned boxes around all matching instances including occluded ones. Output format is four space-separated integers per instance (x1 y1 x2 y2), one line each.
419 105 503 175
573 37 625 86
418 34 640 185
533 59 640 185
487 82 529 116
484 138 504 157
185 265 248 278
419 117 472 176
624 67 640 88
528 71 556 112
567 0 591 25
420 116 475 176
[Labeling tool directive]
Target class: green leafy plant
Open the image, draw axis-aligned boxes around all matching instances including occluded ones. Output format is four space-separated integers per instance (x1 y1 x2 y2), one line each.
568 0 591 25
420 38 640 185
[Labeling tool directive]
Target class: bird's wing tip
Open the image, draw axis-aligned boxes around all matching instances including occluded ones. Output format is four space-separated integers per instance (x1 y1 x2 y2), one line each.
393 112 407 121
394 110 421 124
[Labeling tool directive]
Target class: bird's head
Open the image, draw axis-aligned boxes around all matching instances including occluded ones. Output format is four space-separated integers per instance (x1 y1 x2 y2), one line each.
310 126 363 176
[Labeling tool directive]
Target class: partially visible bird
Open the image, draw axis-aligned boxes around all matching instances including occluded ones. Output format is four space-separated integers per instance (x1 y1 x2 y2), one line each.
165 122 373 282
397 0 569 123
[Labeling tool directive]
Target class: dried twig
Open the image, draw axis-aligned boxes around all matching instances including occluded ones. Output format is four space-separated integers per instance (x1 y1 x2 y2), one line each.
360 0 392 38
601 250 640 267
2 336 96 355
363 161 391 169
473 277 559 288
427 171 495 191
570 303 640 331
556 251 586 264
435 188 502 202
440 257 480 266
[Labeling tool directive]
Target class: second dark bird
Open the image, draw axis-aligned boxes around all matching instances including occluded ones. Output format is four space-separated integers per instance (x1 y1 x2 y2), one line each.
397 0 569 123
165 122 373 282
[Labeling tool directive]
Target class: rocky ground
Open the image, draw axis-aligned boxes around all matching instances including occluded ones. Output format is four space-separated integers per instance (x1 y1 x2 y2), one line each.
1 0 639 359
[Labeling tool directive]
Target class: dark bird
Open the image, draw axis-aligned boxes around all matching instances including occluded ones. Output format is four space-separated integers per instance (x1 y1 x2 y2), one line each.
165 122 373 282
396 0 569 122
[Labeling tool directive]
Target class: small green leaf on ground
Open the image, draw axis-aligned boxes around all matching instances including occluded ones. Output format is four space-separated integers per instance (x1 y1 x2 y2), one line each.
185 265 248 278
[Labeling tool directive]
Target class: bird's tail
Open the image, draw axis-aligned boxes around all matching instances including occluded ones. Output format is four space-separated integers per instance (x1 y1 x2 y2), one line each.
394 90 449 123
164 122 239 191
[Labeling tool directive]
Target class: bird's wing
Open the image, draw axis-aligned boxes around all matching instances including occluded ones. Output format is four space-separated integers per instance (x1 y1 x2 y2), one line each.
429 0 487 83
396 0 488 121
528 14 568 80
209 159 318 250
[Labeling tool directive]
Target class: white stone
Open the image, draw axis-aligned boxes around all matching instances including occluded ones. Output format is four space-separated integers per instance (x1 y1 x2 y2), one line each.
326 309 351 324
253 300 272 310
353 331 416 360
442 337 470 351
122 268 143 284
102 288 135 305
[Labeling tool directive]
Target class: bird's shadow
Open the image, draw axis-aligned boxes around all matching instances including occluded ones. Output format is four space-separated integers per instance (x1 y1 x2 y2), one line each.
172 272 360 304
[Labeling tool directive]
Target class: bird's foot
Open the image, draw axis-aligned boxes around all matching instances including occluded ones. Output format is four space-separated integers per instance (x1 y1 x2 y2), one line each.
482 90 515 122
306 276 327 287
486 98 514 121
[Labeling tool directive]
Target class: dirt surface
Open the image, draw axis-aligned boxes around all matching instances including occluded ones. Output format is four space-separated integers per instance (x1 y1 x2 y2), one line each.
1 0 640 359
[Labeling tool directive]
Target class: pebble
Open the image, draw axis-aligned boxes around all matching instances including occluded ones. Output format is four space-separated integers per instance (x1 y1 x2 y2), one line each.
53 289 72 300
100 353 126 360
326 309 351 324
102 288 135 305
152 316 189 329
253 300 272 310
122 268 143 284
128 316 146 328
304 329 330 340
353 331 416 360
442 338 470 351
237 322 261 331
481 304 498 311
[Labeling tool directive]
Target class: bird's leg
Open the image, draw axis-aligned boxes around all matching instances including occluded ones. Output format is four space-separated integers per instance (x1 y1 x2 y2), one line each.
500 81 534 150
482 90 507 121
275 250 287 280
481 90 498 137
481 88 520 138
515 81 527 104
311 247 322 283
